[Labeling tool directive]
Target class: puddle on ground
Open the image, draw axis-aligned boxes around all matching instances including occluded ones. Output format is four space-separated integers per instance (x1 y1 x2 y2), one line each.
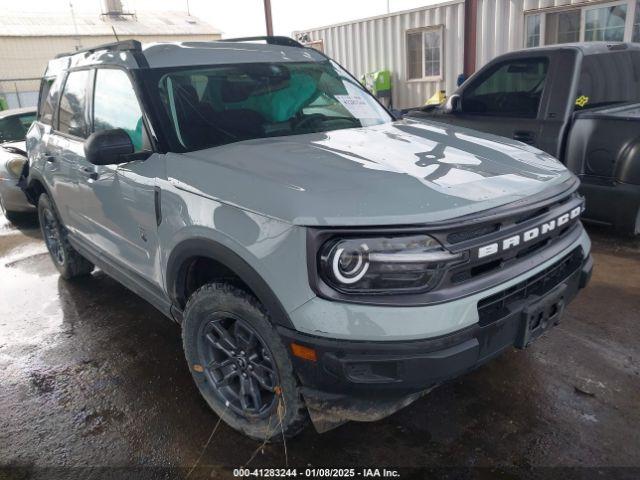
5 252 55 276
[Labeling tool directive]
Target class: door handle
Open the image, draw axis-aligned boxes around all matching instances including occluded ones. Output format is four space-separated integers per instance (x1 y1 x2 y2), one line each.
83 167 99 181
513 131 535 144
45 155 56 163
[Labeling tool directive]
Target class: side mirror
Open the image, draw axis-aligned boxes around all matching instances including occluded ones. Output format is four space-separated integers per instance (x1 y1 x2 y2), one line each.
84 129 133 166
445 94 462 113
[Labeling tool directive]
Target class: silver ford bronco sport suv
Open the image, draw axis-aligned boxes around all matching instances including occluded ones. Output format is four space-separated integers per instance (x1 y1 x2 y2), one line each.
25 37 593 440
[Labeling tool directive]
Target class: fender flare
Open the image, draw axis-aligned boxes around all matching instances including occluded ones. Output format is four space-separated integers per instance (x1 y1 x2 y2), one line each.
24 170 50 205
165 237 294 329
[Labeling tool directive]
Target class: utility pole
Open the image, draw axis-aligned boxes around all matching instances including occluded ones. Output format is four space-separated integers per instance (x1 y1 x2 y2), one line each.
69 1 82 51
263 0 274 36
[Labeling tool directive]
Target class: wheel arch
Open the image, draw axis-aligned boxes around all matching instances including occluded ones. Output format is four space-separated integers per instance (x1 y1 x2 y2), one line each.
24 173 48 206
166 237 294 329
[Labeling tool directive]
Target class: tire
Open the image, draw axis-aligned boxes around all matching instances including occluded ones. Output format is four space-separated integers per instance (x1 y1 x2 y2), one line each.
37 193 94 279
182 283 309 441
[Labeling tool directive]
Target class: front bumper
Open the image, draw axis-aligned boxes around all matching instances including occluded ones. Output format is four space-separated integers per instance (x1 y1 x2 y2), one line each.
280 248 593 430
0 177 35 212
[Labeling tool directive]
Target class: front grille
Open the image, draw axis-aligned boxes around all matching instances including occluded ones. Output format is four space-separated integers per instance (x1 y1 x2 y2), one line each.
449 222 577 285
477 247 583 326
441 192 583 286
447 224 500 244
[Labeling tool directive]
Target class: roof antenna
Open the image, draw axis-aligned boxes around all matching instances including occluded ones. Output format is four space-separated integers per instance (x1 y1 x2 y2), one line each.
111 25 120 41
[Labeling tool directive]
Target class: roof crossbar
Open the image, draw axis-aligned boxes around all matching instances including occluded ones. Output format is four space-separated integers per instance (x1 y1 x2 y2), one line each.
55 39 142 59
218 36 303 48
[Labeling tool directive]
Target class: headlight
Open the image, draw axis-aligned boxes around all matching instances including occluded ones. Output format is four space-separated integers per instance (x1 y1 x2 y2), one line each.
6 157 26 178
318 234 464 294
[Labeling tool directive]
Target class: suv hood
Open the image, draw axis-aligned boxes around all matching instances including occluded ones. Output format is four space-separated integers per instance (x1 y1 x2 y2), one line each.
168 119 573 226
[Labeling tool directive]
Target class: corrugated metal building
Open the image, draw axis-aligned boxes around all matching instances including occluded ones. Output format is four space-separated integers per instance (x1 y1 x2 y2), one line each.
295 0 640 109
0 1 221 109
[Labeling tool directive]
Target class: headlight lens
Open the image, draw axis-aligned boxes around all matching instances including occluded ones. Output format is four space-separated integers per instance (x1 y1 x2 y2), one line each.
318 234 464 294
6 157 26 178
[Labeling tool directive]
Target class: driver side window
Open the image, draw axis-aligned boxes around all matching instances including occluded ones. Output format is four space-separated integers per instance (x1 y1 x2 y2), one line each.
462 58 549 118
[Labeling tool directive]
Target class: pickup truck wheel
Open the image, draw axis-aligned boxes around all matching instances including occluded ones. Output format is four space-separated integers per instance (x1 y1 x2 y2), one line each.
37 193 94 279
182 283 308 441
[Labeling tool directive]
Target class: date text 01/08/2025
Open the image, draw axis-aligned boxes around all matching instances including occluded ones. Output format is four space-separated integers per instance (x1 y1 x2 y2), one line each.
233 468 401 478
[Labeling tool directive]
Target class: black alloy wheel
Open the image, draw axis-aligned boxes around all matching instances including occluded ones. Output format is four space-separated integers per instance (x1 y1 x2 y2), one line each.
198 312 279 418
41 205 65 266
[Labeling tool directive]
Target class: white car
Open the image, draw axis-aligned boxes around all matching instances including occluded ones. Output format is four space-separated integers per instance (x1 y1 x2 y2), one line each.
0 107 36 222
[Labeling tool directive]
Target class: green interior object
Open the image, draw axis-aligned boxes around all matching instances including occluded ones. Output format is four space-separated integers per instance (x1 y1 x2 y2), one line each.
128 118 145 151
0 97 8 111
225 72 318 122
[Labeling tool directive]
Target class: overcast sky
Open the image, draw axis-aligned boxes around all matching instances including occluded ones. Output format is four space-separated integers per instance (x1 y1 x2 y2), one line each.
1 0 442 37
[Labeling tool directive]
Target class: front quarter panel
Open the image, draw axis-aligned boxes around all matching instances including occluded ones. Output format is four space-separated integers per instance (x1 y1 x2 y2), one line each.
159 176 316 319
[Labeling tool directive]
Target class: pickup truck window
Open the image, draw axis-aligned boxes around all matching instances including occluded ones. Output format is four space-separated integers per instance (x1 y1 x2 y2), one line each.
577 51 640 110
462 58 548 118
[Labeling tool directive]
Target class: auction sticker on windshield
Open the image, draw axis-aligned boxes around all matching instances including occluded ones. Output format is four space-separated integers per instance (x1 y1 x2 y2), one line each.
335 94 378 119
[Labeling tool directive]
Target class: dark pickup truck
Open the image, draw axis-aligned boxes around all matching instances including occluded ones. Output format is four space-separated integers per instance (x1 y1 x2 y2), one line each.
409 42 640 235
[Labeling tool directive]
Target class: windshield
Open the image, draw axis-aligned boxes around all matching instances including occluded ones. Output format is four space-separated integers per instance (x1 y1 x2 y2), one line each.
0 112 36 144
151 60 392 152
576 51 640 110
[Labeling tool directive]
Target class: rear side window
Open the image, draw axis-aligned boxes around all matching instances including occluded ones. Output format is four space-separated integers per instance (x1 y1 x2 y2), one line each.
39 76 62 126
577 51 640 110
58 70 90 138
462 58 549 117
93 68 148 151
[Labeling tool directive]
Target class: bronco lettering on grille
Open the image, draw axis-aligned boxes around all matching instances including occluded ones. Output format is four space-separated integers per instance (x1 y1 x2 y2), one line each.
477 206 582 259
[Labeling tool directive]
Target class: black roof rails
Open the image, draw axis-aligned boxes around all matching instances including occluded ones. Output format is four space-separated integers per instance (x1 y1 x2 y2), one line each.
218 36 303 48
55 39 142 59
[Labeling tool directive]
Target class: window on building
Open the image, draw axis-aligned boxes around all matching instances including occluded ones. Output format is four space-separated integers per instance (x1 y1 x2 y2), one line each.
525 14 541 47
524 1 637 47
545 10 581 44
462 58 549 118
406 27 443 80
58 70 90 138
93 68 148 151
585 3 628 41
